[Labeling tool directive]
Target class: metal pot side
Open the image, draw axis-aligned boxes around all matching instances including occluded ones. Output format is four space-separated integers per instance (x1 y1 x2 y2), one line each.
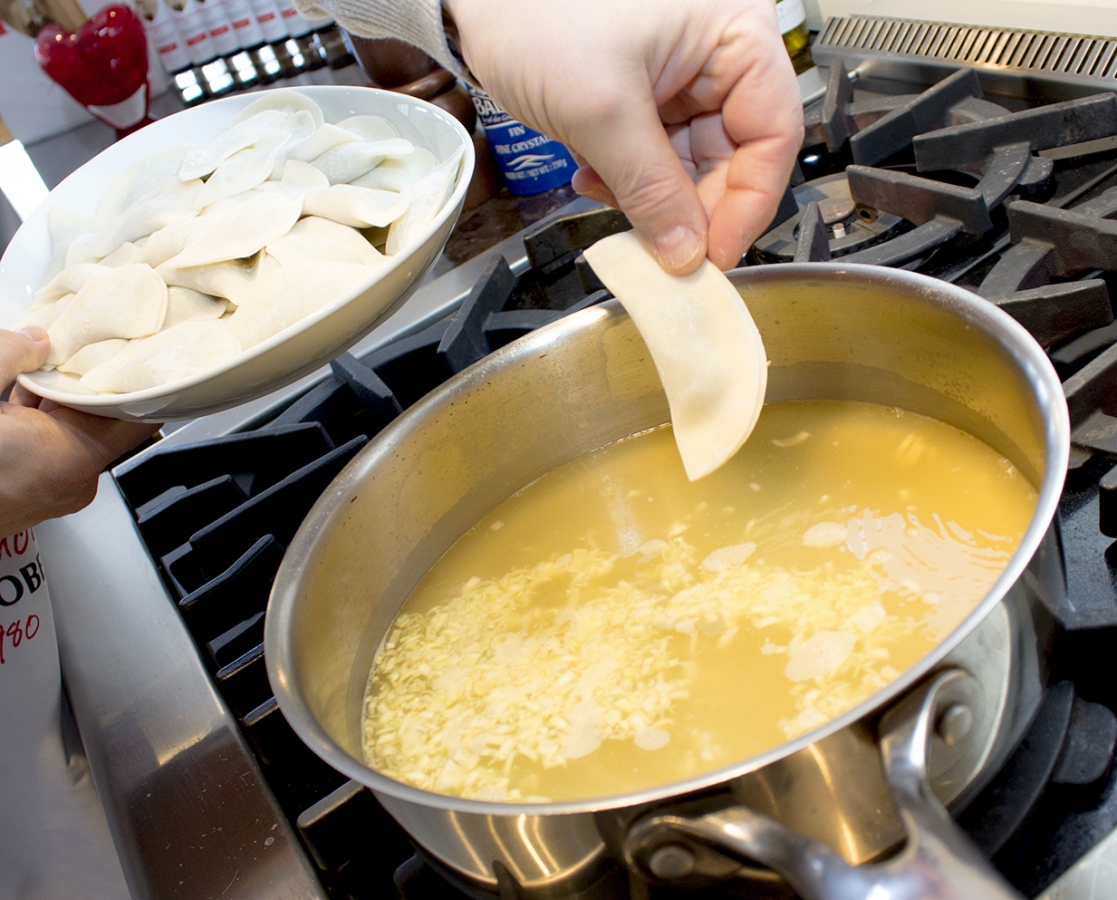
265 263 1068 891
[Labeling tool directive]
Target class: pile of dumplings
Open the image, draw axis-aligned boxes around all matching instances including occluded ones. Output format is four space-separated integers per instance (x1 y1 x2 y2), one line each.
19 90 463 395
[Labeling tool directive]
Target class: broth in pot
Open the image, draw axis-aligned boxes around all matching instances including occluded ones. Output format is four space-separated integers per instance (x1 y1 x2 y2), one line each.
361 399 1036 803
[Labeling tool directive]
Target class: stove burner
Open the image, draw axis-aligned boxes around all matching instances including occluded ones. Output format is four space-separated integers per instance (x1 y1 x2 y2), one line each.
760 66 1012 264
751 172 909 261
793 201 831 263
816 196 856 224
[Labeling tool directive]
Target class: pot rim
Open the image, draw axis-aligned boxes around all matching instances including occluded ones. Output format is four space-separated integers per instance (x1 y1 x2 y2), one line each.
264 262 1070 818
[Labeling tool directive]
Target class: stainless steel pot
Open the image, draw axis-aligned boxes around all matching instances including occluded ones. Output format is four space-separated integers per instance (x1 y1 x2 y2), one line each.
265 263 1069 899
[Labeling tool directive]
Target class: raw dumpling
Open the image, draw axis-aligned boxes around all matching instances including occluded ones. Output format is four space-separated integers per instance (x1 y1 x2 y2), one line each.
98 242 143 268
269 124 358 179
99 145 192 220
64 231 103 269
179 126 258 182
164 286 228 328
33 263 110 308
220 305 287 350
266 216 385 268
57 338 130 376
261 263 375 324
79 320 243 393
89 176 204 259
385 146 463 256
19 292 79 331
44 208 107 282
257 252 284 278
226 262 375 347
158 253 261 308
45 264 169 367
582 231 767 481
351 146 438 192
309 139 415 185
196 195 250 219
257 160 330 201
302 185 408 228
193 127 293 209
336 115 400 143
230 89 324 131
163 192 303 269
131 216 217 269
179 108 315 181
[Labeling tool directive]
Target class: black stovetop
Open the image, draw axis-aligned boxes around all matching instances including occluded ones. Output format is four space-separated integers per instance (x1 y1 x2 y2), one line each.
109 60 1117 899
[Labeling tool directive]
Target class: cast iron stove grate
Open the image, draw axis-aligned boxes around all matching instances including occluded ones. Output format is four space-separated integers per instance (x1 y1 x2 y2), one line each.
110 62 1117 898
757 61 1117 288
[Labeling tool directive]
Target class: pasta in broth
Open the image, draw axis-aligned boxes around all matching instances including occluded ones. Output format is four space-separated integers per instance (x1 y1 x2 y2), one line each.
362 401 1037 803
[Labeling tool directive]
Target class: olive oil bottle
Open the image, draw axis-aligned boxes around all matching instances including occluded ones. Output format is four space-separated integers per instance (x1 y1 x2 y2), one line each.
776 0 814 73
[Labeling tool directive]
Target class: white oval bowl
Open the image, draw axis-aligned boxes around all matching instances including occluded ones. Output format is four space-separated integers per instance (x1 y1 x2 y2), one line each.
0 86 475 422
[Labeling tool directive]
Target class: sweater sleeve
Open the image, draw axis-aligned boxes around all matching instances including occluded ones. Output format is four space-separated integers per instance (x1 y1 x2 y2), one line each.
293 0 464 76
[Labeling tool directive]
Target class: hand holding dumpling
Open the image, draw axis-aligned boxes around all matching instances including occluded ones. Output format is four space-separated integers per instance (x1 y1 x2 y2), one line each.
444 0 803 273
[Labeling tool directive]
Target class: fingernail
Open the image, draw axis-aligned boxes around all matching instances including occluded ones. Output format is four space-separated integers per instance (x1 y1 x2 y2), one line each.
652 225 704 273
16 325 48 345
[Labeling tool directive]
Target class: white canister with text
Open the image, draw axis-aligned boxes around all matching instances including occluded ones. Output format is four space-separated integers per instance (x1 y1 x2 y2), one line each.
0 529 61 894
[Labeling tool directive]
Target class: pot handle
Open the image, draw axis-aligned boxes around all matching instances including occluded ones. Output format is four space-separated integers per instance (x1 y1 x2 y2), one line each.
624 669 1024 900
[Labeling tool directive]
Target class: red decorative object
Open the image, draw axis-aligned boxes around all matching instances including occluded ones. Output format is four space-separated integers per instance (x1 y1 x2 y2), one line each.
35 5 152 139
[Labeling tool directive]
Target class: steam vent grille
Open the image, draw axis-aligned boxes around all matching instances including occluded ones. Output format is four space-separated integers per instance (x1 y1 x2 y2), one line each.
813 16 1117 92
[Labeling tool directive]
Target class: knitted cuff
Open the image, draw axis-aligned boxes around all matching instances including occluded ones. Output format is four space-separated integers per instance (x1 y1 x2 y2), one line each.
294 0 467 78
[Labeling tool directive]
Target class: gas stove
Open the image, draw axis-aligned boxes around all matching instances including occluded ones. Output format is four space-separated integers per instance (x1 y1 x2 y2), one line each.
35 16 1117 900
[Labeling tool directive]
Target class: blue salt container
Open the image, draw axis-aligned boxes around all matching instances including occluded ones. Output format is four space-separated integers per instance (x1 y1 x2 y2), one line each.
467 85 577 195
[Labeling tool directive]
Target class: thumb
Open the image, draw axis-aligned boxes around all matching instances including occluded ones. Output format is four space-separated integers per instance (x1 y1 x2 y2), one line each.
573 96 708 274
0 327 50 391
